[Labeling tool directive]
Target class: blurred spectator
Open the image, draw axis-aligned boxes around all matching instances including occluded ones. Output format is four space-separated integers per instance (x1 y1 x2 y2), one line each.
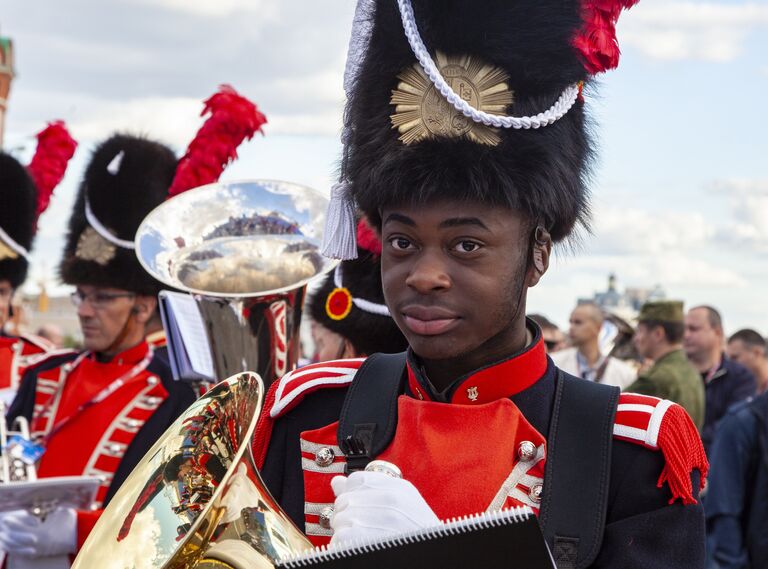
684 305 756 453
727 329 768 395
627 301 704 429
35 323 63 349
551 303 636 389
528 313 567 353
705 392 768 569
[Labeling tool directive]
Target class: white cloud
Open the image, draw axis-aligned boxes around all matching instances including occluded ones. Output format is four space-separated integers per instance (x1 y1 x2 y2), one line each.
620 2 768 62
588 204 714 255
134 0 280 18
711 178 768 251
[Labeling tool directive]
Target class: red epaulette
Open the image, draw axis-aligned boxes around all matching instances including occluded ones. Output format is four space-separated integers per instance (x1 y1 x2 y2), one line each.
269 358 365 419
252 358 364 469
613 393 708 505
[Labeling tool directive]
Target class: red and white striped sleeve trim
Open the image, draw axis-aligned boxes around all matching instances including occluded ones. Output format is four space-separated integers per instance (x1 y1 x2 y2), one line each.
613 393 676 450
269 358 366 418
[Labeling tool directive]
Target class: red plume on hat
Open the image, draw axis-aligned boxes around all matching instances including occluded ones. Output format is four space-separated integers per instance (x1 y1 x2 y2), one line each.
167 84 267 198
26 121 78 224
574 0 640 74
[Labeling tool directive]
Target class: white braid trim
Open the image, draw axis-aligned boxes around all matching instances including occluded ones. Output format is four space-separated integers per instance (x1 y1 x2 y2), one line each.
0 225 30 260
397 0 580 130
333 264 390 316
84 197 135 250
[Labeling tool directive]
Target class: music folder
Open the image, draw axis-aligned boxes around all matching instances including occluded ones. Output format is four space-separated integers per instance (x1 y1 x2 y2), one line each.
275 506 556 569
158 290 215 383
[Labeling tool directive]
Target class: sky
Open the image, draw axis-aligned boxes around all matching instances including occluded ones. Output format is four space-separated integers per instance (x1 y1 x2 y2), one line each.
1 0 767 334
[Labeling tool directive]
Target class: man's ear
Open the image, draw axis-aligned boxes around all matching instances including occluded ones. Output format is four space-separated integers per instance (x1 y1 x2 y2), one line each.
132 295 158 325
528 226 552 287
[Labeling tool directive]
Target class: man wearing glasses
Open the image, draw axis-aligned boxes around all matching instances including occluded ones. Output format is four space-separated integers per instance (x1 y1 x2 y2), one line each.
1 135 198 566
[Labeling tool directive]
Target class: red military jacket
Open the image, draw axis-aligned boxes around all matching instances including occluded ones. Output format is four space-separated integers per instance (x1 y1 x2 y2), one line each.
0 333 53 397
254 336 708 560
9 340 187 549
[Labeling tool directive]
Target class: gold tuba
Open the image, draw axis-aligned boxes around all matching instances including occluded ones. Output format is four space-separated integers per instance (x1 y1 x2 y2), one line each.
71 179 336 568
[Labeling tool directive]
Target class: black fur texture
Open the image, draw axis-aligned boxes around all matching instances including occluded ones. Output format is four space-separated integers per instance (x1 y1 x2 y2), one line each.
308 250 408 356
59 134 177 295
344 0 593 242
0 153 37 288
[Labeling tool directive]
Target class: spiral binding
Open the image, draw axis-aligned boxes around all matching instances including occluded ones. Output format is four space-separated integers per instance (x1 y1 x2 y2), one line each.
278 506 534 567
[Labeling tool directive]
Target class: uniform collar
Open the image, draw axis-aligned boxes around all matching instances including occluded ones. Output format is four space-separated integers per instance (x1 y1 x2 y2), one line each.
406 320 548 405
91 340 150 366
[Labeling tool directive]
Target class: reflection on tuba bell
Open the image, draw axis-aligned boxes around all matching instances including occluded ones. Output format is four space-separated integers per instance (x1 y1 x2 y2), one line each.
72 373 314 568
135 179 337 386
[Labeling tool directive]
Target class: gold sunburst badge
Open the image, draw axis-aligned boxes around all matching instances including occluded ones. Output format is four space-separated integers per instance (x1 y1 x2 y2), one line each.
390 52 514 147
75 227 117 266
0 239 20 262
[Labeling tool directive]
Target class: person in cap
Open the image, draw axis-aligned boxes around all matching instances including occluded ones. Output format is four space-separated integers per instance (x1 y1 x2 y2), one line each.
308 219 408 362
628 301 705 429
0 122 76 404
253 1 707 567
0 87 265 564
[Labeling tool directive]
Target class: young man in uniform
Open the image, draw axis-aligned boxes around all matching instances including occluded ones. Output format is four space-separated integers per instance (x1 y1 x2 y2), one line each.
253 1 708 567
0 122 76 404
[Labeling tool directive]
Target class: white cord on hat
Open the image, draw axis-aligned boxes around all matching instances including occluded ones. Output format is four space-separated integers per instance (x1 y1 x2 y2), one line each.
0 225 30 260
334 263 391 316
396 0 580 129
84 197 135 250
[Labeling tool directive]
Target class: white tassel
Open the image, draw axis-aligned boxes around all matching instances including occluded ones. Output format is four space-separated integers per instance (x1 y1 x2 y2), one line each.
321 181 358 260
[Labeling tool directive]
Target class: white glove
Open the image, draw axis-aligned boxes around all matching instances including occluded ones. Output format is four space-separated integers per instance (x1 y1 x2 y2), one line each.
329 471 440 546
0 508 77 558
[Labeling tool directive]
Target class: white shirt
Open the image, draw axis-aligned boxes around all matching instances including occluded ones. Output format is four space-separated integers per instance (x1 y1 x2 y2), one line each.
551 347 636 391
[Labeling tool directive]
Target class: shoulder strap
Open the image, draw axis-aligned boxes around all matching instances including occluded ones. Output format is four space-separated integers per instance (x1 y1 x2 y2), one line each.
337 352 407 472
539 371 620 569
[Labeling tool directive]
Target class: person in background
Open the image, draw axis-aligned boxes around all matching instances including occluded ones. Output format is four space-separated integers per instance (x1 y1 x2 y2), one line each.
726 329 768 396
0 122 76 404
528 313 567 354
627 301 704 429
36 324 64 350
684 305 755 453
705 390 768 569
551 302 636 389
308 219 408 362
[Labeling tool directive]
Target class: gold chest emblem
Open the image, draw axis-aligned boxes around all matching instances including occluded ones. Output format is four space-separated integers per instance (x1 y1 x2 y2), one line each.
75 227 117 265
390 52 514 147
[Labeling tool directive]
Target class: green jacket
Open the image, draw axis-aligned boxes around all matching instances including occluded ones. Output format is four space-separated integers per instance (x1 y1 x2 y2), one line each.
627 349 705 430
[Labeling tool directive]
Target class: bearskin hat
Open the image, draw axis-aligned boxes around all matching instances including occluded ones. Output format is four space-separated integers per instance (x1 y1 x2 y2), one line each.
323 0 638 258
59 135 177 296
0 154 37 288
309 220 407 355
0 122 77 288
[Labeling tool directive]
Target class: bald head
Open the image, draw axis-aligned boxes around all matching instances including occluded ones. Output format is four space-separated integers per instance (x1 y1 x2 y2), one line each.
568 303 604 348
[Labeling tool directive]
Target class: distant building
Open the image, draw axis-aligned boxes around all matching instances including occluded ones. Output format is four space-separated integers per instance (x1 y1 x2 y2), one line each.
7 291 81 346
579 273 666 321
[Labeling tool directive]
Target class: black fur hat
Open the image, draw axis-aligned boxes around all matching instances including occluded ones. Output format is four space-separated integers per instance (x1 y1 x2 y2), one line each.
309 221 407 355
59 134 177 296
0 153 37 288
321 0 637 257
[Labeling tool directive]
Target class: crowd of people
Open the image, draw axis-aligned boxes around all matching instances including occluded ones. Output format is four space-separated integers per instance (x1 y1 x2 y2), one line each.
0 0 762 568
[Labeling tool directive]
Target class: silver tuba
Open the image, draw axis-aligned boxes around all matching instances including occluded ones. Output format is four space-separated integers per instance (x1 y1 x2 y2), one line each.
134 179 336 387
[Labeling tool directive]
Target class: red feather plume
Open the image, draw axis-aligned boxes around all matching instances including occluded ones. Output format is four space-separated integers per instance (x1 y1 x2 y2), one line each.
168 85 267 198
573 0 640 75
26 121 78 221
356 218 382 256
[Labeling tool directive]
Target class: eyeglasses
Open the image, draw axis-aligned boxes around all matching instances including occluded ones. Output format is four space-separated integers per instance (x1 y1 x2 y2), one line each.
70 291 135 310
